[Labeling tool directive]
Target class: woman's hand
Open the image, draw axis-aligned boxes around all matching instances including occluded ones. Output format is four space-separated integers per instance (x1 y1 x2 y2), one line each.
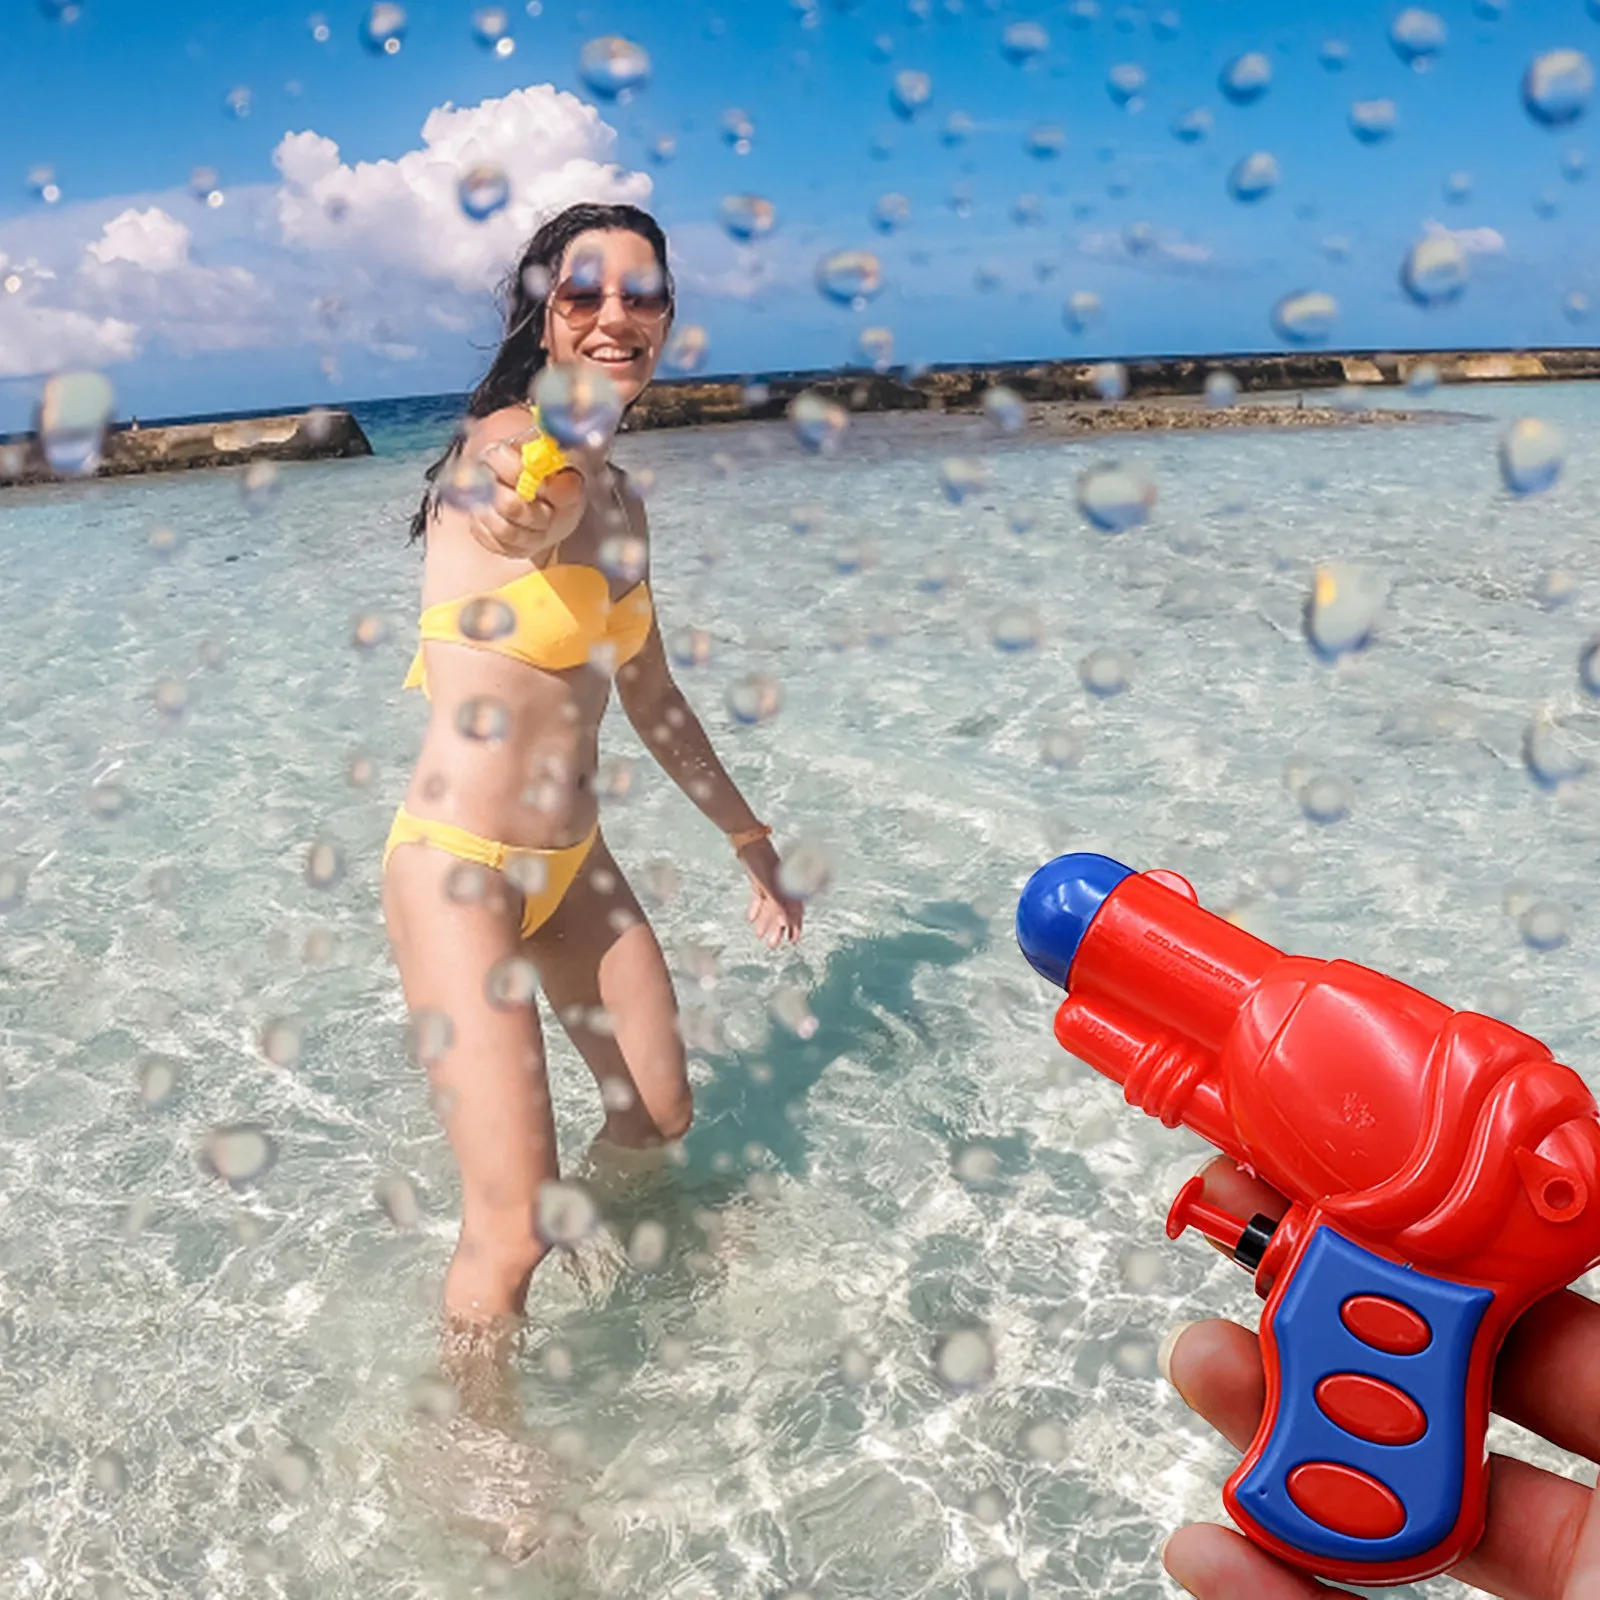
1160 1157 1600 1599
466 440 588 561
739 839 804 948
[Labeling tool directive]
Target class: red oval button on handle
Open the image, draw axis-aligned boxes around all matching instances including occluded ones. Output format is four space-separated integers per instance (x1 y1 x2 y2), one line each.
1315 1372 1427 1446
1340 1293 1432 1356
1286 1461 1408 1541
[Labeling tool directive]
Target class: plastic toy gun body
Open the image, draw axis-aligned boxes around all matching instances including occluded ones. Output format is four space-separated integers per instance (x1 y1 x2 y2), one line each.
1016 853 1600 1588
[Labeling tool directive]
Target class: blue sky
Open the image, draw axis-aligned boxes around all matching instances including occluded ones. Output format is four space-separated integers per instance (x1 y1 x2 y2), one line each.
1 0 1596 426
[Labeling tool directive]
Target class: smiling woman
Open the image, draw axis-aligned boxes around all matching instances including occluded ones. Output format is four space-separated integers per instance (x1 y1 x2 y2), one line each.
383 201 805 1446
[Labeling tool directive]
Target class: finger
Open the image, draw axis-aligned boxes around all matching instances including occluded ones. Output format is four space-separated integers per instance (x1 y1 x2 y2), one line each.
1162 1524 1337 1599
1495 1290 1600 1464
478 440 523 490
1161 1318 1265 1453
1196 1154 1290 1225
1163 1322 1592 1599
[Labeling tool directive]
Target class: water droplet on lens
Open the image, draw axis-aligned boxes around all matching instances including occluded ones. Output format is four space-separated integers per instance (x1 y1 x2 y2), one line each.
263 1443 317 1499
719 193 776 241
304 839 345 888
1350 99 1398 142
934 1327 995 1391
1499 417 1565 496
1077 462 1155 531
1001 21 1048 63
1401 233 1467 306
1219 51 1272 105
1522 707 1595 789
458 596 516 642
458 164 510 221
938 456 988 504
1299 773 1352 824
201 1123 278 1187
537 1180 599 1247
1041 726 1083 769
727 673 782 724
816 249 883 306
1026 122 1067 159
1107 62 1147 106
789 391 848 453
1272 289 1338 345
533 363 622 450
982 385 1026 433
136 1056 179 1108
629 1218 668 1269
1304 563 1388 658
942 109 975 146
1406 361 1440 395
669 626 712 667
88 781 130 820
260 1018 302 1069
778 837 834 899
770 985 819 1038
858 325 895 371
152 676 188 720
456 696 511 744
579 34 650 97
1320 37 1351 70
1390 7 1447 67
1064 290 1102 332
890 68 932 117
485 956 539 1010
1080 647 1131 696
1171 106 1212 142
1024 1418 1067 1461
1089 361 1128 400
1524 50 1594 128
38 371 114 476
1204 369 1239 407
1521 900 1572 950
953 1142 1002 1188
990 607 1042 652
664 324 708 375
405 1007 455 1068
361 2 407 54
1228 152 1279 203
92 1450 129 1496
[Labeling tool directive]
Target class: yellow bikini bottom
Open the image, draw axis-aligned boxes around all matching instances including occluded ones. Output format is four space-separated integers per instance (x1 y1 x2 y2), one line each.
383 807 599 938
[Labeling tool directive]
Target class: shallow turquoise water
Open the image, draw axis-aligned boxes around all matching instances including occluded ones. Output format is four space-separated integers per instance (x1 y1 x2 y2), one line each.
1 381 1599 1598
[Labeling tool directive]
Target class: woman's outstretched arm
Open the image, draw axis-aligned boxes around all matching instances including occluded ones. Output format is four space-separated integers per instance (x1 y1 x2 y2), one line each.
616 623 803 946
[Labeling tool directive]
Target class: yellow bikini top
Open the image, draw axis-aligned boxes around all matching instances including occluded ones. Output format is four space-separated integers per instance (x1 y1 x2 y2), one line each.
404 565 654 695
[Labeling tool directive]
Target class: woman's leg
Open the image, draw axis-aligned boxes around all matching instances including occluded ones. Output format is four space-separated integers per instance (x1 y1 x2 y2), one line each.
383 842 558 1421
524 832 693 1153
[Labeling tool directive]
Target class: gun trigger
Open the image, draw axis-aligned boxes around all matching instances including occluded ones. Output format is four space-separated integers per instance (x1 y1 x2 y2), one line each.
1513 1145 1587 1223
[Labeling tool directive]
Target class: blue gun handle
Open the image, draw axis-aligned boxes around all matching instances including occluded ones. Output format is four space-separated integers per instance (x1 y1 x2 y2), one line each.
1231 1226 1493 1569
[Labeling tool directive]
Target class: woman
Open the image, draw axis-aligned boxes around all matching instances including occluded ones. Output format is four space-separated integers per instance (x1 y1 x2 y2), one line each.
384 201 804 1413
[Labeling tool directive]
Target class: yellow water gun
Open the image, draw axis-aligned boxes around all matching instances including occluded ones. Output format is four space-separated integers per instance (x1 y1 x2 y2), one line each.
514 407 571 501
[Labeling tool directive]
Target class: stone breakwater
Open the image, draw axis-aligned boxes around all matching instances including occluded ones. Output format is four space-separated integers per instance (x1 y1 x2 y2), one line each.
626 348 1600 430
0 408 371 488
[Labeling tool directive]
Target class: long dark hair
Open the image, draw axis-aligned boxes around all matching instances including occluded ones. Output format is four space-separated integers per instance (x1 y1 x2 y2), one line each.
407 201 675 544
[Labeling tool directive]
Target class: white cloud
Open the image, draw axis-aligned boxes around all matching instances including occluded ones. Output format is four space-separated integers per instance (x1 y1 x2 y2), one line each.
76 206 277 357
273 85 651 292
667 222 778 301
1423 221 1506 255
1077 225 1217 272
85 208 192 273
0 298 138 379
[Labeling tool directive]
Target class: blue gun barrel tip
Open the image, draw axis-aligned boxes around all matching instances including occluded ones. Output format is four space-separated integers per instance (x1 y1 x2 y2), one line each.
1016 853 1136 989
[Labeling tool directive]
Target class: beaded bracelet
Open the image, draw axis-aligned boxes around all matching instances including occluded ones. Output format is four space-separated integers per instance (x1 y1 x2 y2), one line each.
729 822 773 852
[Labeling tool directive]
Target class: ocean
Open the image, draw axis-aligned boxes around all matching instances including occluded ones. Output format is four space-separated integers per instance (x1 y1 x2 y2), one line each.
1 378 1598 1598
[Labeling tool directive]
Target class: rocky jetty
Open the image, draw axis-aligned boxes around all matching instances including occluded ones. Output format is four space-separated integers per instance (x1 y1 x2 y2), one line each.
626 347 1600 431
0 408 371 488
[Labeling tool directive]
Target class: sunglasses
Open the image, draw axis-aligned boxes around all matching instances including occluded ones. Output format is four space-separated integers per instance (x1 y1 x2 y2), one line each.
550 277 670 324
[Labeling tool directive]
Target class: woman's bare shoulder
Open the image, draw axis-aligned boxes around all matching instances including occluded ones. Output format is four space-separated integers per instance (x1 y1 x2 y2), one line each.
462 403 536 451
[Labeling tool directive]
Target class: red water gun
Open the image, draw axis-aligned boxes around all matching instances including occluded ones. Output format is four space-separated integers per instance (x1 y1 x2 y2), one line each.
1016 852 1600 1589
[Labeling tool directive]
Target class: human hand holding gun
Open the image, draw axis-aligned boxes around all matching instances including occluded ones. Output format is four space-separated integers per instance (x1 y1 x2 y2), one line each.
1016 853 1600 1597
